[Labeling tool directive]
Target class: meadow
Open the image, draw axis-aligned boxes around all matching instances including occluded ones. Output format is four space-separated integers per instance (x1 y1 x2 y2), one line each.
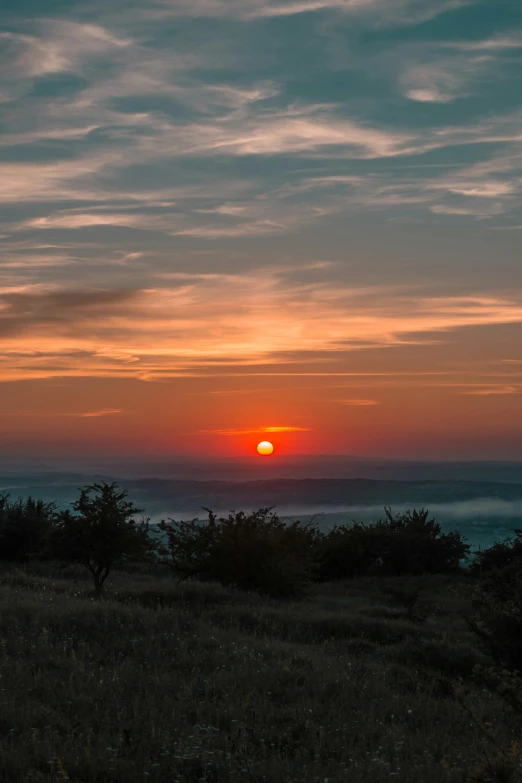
0 562 520 783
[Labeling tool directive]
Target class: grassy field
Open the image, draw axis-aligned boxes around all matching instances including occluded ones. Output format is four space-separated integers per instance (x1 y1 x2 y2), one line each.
0 564 520 782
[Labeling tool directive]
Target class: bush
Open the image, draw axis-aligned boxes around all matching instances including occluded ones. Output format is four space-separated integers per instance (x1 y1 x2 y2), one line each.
377 508 470 576
461 556 522 761
315 508 470 581
0 493 57 563
314 522 383 581
465 555 522 675
469 530 522 576
157 508 322 599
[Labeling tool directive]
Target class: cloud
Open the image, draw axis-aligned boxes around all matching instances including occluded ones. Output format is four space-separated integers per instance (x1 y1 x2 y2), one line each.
199 425 311 434
0 278 521 381
0 23 131 104
0 23 131 80
338 399 382 405
264 426 311 432
79 408 124 417
463 386 519 396
137 107 415 159
7 408 124 417
0 0 521 400
0 287 139 338
430 203 506 217
446 34 522 52
397 43 519 103
402 62 472 103
439 182 516 198
149 0 472 25
351 30 520 106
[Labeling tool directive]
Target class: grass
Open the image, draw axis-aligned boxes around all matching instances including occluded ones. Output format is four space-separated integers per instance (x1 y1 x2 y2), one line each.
0 564 520 782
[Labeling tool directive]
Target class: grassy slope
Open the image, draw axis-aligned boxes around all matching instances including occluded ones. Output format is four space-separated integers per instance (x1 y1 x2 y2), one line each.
0 566 519 783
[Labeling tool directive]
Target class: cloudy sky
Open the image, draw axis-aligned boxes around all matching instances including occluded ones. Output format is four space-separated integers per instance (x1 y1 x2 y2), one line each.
1 0 521 460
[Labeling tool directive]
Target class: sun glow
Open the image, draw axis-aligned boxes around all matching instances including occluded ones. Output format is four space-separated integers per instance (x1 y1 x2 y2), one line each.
257 441 274 456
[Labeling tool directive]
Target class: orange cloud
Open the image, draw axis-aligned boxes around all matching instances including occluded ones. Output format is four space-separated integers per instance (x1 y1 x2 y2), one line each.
1 278 522 383
463 386 519 396
338 399 382 406
199 426 311 435
5 408 123 417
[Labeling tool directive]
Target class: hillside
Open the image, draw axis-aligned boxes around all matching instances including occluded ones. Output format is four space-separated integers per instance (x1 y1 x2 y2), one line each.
0 564 519 782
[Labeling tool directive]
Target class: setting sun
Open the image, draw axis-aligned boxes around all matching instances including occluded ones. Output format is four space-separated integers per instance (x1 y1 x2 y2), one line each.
257 441 274 456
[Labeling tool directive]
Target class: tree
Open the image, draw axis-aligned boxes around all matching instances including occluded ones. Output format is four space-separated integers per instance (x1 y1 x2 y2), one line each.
47 482 156 594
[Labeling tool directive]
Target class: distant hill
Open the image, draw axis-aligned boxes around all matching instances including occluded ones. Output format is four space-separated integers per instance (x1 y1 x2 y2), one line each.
1 472 521 516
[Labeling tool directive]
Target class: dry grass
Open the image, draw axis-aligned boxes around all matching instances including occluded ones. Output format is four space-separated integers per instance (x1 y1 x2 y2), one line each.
0 565 520 782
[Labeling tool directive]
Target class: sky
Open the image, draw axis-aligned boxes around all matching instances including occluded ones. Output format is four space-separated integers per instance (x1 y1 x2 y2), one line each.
0 0 521 462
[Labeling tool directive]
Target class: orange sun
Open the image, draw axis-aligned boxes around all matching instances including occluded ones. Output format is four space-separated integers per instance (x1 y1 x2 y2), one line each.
257 441 274 456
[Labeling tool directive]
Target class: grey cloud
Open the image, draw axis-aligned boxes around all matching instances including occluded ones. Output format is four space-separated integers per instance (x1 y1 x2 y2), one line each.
0 22 131 102
0 288 139 338
445 34 522 52
145 0 473 25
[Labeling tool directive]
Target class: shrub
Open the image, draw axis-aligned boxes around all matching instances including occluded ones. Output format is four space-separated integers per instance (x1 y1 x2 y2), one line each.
381 579 428 623
465 555 522 675
157 508 322 599
460 558 522 770
314 522 383 581
469 530 522 576
0 493 57 563
315 508 470 581
375 508 471 576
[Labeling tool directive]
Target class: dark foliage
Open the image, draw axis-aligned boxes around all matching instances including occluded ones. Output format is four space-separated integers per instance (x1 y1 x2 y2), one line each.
156 506 470 594
376 507 471 576
464 531 522 681
460 554 522 781
0 493 57 562
157 507 322 598
313 521 383 580
469 529 522 576
465 555 522 676
45 482 158 593
315 507 470 581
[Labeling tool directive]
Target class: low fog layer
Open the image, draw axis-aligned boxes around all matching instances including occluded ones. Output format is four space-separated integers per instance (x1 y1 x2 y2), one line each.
149 497 522 556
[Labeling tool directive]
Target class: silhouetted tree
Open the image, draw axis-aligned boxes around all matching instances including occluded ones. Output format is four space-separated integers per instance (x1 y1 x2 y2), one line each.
47 482 156 594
